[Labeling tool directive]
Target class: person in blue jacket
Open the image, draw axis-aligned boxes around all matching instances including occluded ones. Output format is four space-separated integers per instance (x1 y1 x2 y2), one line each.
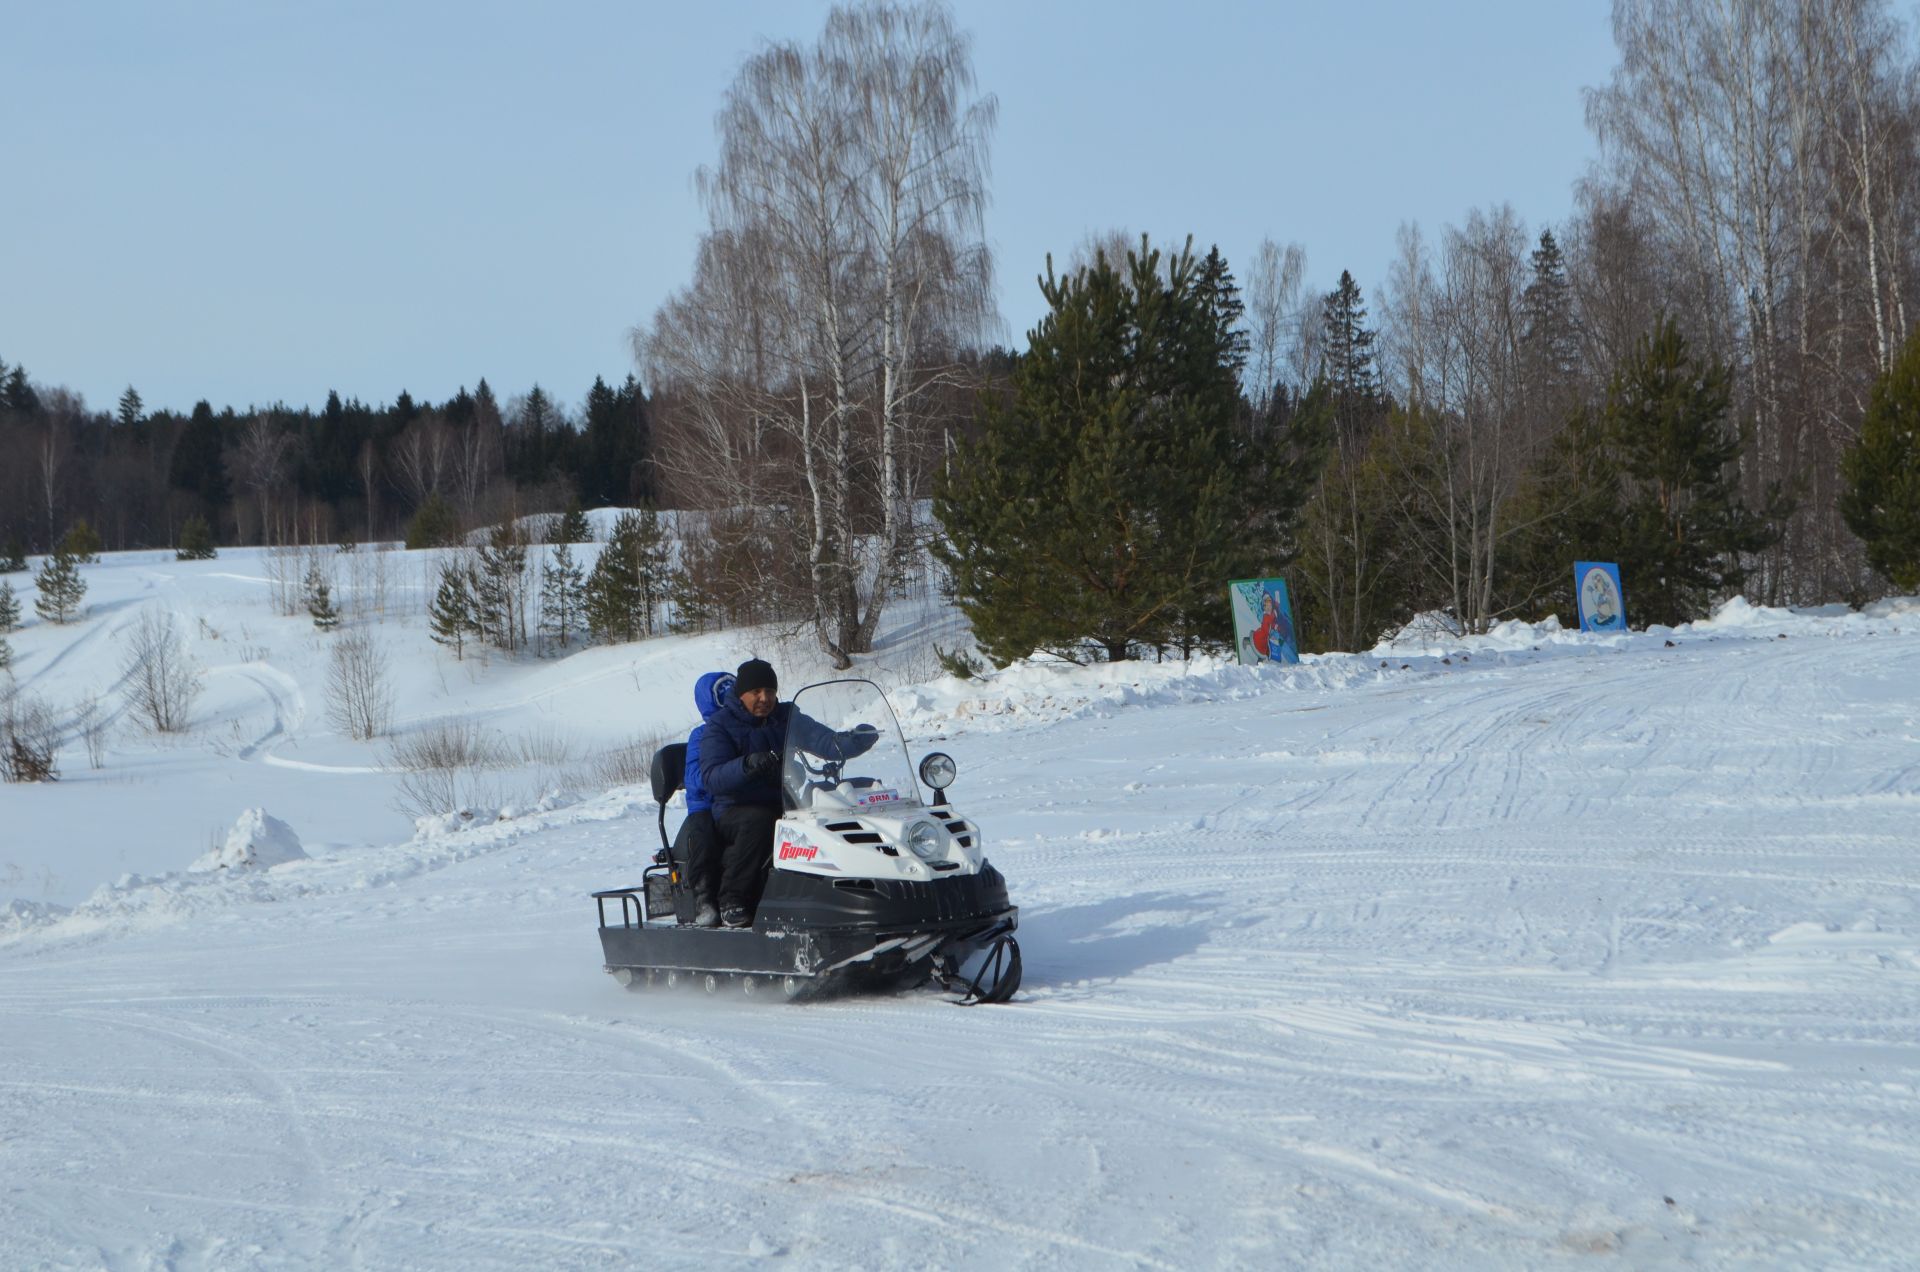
699 658 878 928
676 670 732 927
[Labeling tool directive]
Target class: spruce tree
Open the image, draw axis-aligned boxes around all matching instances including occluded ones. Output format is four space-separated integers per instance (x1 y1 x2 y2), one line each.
538 541 587 650
117 386 144 430
168 400 229 513
1521 230 1580 386
175 515 217 560
427 562 479 659
33 549 86 624
305 562 340 630
1 538 25 573
1840 331 1920 591
0 635 11 674
935 237 1249 664
1604 318 1785 625
1320 270 1380 423
0 581 19 632
3 364 40 417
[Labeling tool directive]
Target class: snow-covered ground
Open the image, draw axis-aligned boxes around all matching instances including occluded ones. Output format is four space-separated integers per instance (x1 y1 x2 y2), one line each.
3 549 1919 1268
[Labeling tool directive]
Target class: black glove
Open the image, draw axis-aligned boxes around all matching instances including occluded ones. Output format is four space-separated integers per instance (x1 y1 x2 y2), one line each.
743 750 780 780
843 723 880 757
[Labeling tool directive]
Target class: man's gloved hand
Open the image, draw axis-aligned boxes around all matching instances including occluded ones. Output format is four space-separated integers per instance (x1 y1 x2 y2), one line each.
843 723 881 757
743 750 780 780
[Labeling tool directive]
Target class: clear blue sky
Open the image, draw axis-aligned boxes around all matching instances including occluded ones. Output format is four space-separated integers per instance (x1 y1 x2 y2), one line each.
0 1 1619 417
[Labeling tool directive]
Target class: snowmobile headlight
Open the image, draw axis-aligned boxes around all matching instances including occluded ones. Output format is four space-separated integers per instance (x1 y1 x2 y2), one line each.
918 751 957 793
905 819 944 862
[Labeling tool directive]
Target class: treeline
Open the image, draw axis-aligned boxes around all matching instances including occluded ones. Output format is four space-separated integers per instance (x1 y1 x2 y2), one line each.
646 0 1920 664
0 364 654 556
9 0 1920 668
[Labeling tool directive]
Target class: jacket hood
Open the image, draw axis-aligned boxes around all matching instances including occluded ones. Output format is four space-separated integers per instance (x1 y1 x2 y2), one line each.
694 671 734 718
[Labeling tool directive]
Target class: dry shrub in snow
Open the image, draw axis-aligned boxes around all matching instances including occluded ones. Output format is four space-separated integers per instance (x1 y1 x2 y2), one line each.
119 608 202 733
387 719 505 820
326 628 393 741
1 690 60 782
587 731 668 790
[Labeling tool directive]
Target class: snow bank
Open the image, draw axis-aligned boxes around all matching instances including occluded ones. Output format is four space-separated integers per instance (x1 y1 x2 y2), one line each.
2 786 651 950
893 594 1920 740
890 649 1387 736
191 808 308 872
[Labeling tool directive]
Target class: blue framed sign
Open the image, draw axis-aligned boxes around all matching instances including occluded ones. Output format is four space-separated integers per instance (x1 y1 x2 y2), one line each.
1574 561 1627 633
1230 578 1300 665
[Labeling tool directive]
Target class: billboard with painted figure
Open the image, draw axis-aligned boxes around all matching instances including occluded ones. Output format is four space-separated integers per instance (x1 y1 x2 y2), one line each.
1574 561 1627 633
1230 578 1299 665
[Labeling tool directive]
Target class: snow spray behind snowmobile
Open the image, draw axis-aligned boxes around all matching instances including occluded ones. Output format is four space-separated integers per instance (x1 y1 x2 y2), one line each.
592 679 1021 1004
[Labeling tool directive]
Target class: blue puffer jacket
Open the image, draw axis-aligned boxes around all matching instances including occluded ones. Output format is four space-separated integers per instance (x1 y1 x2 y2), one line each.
699 696 794 814
700 694 882 815
682 671 733 814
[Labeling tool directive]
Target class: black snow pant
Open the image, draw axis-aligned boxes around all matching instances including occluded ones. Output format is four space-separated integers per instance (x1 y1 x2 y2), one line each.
714 804 780 915
674 809 720 905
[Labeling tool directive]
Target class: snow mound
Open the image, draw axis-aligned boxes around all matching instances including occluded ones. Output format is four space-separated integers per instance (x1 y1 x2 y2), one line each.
1 898 70 939
192 808 308 872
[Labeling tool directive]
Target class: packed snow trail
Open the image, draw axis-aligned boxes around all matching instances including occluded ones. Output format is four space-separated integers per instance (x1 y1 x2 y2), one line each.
3 610 1919 1267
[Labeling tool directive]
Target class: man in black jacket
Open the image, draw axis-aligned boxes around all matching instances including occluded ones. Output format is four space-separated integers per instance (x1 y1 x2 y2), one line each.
699 658 876 927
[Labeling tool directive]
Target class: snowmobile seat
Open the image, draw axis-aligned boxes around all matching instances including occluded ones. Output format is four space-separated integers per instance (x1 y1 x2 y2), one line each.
647 742 699 924
651 742 686 808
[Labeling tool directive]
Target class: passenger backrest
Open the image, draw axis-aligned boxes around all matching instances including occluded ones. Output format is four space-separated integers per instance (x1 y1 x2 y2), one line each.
650 742 687 805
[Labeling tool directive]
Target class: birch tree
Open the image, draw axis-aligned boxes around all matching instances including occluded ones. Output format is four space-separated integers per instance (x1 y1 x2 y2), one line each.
640 1 995 667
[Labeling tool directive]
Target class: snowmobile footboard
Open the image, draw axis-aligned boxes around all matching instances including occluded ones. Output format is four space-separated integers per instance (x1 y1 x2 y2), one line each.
598 923 826 976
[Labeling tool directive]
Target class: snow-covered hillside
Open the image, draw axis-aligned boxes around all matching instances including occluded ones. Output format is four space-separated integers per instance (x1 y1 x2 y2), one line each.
3 552 1919 1268
0 542 955 910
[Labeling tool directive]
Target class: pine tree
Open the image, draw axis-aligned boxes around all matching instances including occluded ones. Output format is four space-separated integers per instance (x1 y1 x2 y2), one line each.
554 499 592 544
1841 331 1920 591
175 514 217 560
305 562 340 630
0 539 24 573
117 386 144 430
538 541 587 650
0 635 11 674
935 237 1250 664
404 493 461 549
627 507 673 635
473 522 530 651
427 562 480 659
1604 318 1785 625
0 581 19 632
584 511 660 644
33 549 86 624
57 520 103 563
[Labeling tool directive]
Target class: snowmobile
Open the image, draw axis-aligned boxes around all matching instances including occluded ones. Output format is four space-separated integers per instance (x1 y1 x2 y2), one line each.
592 678 1021 1004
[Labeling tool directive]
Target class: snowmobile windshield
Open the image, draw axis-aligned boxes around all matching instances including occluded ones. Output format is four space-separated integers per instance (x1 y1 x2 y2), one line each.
780 679 922 814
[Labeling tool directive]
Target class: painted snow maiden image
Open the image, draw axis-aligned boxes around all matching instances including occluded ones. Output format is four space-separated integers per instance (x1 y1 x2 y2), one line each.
1575 561 1627 633
1230 578 1300 665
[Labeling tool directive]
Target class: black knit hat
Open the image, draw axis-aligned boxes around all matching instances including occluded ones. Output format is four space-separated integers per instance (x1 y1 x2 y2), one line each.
735 658 778 696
